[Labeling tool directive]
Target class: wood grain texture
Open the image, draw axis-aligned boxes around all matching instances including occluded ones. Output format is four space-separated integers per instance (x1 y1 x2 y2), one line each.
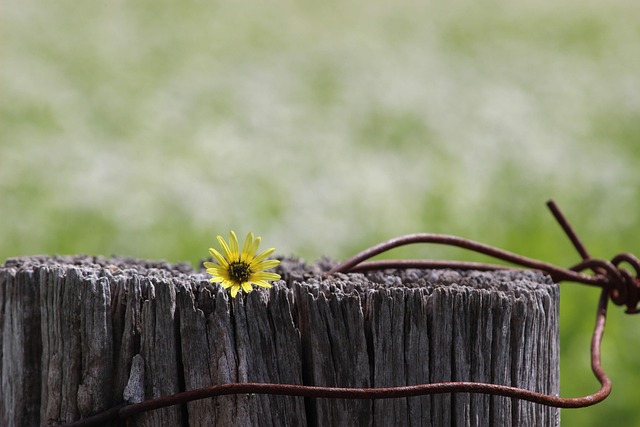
0 256 559 426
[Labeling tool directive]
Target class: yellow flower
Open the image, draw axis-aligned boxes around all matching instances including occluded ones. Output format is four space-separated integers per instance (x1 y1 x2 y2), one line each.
204 231 281 298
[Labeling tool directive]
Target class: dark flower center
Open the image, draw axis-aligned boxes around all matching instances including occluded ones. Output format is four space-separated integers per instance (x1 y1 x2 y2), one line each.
228 261 252 283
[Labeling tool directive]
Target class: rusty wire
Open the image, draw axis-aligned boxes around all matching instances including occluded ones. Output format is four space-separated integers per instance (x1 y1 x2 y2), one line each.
328 201 640 313
58 200 638 426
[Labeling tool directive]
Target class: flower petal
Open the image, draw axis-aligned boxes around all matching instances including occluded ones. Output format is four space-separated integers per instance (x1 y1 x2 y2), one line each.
229 231 240 260
252 272 281 281
209 247 229 268
247 235 261 260
253 280 273 288
242 282 253 293
218 235 234 260
241 232 254 262
252 259 280 272
251 247 276 265
230 285 240 298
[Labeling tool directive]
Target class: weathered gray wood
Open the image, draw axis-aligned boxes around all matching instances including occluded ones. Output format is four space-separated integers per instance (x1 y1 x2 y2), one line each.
139 277 181 426
0 255 559 426
1 267 41 426
295 278 372 426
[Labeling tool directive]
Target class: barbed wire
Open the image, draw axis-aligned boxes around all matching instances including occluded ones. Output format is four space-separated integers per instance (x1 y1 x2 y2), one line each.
57 200 639 426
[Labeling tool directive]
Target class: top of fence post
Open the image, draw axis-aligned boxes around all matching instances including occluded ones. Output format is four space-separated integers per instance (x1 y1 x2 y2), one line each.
0 255 559 426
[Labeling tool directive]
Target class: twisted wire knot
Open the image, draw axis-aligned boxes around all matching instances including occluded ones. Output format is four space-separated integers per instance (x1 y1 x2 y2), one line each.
575 254 640 314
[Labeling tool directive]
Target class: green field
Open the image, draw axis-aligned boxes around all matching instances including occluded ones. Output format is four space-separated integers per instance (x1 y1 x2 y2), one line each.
2 1 640 425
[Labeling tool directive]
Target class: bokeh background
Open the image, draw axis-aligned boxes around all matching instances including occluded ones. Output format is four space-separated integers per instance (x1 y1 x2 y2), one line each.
2 0 640 425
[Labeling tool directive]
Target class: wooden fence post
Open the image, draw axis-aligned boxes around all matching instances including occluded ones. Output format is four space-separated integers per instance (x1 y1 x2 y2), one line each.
0 256 559 426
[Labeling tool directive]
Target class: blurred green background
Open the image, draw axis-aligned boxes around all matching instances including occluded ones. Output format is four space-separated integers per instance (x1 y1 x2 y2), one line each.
2 0 640 425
